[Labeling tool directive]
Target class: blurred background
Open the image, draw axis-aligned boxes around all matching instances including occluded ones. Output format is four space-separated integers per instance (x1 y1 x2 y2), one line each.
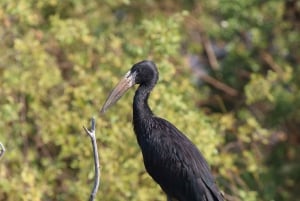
0 0 299 200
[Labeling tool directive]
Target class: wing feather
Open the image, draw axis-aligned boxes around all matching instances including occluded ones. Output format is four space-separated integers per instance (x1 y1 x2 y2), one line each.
141 117 223 201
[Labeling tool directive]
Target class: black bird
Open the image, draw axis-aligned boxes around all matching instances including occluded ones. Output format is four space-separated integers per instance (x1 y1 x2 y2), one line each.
101 60 224 201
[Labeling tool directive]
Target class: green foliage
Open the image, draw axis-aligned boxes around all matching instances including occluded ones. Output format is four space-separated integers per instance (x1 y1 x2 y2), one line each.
1 0 299 201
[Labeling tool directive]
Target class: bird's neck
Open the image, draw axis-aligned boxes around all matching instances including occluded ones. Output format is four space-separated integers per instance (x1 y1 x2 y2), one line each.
133 84 154 142
133 84 153 121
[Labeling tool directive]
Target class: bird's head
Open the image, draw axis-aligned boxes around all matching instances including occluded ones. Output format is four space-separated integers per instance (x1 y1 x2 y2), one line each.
100 60 158 114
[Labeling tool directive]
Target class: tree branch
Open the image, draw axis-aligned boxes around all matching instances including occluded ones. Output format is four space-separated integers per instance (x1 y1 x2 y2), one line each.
83 117 100 201
261 51 284 77
192 67 238 97
201 32 220 71
186 16 220 71
0 142 5 159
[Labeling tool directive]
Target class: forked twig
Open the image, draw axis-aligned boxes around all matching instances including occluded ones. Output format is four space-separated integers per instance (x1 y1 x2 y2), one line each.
83 117 100 201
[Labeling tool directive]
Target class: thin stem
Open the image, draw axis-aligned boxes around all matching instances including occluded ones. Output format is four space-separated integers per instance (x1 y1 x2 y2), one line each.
83 117 100 201
0 142 5 159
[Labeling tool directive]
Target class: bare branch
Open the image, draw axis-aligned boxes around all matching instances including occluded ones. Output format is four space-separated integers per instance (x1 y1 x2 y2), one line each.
261 51 284 77
186 16 220 71
0 142 5 159
83 117 100 201
192 67 238 97
201 32 220 71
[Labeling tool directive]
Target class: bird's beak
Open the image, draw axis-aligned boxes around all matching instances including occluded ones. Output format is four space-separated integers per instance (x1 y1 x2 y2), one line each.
100 71 136 114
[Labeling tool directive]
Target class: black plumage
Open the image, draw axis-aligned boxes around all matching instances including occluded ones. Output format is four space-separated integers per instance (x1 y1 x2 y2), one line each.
101 60 224 201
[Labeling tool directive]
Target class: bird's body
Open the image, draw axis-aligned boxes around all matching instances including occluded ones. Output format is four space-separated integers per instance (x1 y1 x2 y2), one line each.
101 60 224 201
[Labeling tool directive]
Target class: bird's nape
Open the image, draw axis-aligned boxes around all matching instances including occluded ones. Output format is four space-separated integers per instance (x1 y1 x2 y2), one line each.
100 70 137 114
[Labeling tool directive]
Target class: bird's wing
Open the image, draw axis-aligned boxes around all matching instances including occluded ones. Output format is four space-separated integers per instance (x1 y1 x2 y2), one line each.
153 117 223 201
